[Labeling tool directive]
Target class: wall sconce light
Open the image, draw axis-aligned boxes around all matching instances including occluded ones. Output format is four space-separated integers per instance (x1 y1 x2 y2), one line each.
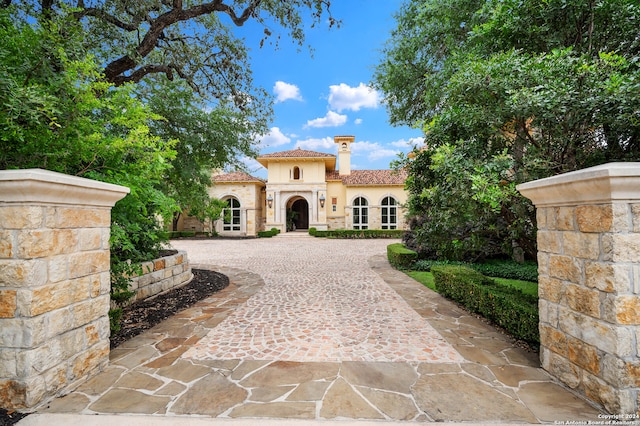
267 194 273 208
319 194 326 208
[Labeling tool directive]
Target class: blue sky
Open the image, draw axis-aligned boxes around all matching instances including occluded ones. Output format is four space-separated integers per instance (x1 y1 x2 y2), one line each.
232 1 424 178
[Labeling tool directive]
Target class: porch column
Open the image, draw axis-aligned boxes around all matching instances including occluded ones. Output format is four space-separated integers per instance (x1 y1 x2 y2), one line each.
311 189 318 223
274 191 281 224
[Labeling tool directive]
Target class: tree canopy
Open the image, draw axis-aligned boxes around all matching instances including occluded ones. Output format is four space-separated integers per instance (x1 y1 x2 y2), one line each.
375 0 640 261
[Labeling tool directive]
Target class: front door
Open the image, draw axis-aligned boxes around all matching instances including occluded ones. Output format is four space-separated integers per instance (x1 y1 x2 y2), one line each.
291 198 309 230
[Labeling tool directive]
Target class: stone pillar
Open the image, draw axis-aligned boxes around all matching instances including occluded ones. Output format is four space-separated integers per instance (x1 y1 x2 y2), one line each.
517 163 640 414
0 169 129 410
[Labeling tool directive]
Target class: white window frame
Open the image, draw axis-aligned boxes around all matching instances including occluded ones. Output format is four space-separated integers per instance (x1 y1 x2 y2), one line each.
381 196 398 230
352 197 369 230
222 197 241 231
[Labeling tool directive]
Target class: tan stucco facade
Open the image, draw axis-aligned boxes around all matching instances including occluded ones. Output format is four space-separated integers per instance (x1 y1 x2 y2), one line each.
178 136 408 236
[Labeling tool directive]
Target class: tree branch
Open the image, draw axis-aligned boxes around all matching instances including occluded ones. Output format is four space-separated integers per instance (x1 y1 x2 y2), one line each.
102 0 262 84
73 7 139 31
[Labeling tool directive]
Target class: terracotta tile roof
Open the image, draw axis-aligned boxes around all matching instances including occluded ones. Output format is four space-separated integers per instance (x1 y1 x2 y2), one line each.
258 148 336 159
326 169 408 186
212 171 265 184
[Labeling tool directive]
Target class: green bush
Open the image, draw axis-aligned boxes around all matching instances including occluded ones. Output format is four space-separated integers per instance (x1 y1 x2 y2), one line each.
387 243 418 268
412 259 538 282
108 308 123 333
431 265 539 344
258 228 280 238
310 229 404 239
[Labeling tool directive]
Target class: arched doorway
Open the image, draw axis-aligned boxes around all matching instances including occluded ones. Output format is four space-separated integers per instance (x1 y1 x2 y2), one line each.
288 198 309 231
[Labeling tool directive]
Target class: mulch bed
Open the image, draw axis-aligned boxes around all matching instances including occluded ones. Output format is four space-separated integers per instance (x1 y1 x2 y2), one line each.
0 268 229 426
110 268 229 348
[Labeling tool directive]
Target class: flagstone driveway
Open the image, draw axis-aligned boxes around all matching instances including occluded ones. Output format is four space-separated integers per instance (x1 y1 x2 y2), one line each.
35 235 602 423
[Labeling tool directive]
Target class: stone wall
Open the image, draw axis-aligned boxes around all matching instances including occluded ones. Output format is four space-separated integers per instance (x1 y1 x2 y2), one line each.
0 169 128 410
126 250 192 304
518 163 640 414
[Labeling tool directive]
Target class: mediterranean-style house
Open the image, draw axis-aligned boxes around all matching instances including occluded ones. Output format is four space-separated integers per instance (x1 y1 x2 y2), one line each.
177 135 408 236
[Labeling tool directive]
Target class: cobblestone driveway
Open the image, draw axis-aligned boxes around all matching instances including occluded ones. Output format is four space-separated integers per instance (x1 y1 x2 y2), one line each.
181 236 462 363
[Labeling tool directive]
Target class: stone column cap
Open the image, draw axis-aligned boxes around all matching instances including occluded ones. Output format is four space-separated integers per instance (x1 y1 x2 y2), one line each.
517 162 640 207
0 168 130 207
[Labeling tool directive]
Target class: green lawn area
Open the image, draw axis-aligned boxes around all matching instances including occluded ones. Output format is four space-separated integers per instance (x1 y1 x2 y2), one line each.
406 271 436 291
406 270 537 296
492 277 538 296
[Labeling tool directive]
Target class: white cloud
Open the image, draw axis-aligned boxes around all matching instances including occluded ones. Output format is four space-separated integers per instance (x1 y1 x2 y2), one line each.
390 136 425 148
351 140 400 161
328 83 380 112
256 127 291 148
273 81 303 103
305 111 347 128
350 140 380 154
354 118 363 125
297 137 335 151
368 148 400 161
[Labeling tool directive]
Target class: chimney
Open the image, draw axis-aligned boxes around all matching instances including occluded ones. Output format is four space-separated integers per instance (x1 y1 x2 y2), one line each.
334 135 354 176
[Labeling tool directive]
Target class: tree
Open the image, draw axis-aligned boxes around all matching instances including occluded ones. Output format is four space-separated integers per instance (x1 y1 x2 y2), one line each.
376 0 640 261
0 7 178 306
139 79 267 230
189 197 228 235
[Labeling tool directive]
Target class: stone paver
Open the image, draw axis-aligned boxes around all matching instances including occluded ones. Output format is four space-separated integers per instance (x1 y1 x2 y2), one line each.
31 236 604 424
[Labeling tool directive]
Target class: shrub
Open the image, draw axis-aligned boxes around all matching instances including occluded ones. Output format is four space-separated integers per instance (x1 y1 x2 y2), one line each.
431 265 539 344
108 308 123 333
258 228 280 238
310 229 405 239
472 260 538 282
411 259 538 282
387 243 418 268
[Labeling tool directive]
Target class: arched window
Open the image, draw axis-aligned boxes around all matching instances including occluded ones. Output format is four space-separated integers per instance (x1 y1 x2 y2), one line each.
381 196 398 230
293 166 301 180
352 197 368 230
223 197 241 231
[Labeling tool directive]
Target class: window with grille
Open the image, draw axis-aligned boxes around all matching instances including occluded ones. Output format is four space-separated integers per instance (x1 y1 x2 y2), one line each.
222 197 241 231
353 197 368 230
381 196 397 229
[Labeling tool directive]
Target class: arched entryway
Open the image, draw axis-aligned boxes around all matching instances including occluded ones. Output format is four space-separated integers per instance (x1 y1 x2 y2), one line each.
287 197 309 231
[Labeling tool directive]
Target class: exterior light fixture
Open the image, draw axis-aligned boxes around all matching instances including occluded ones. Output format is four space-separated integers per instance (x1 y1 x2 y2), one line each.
267 194 273 208
319 194 326 208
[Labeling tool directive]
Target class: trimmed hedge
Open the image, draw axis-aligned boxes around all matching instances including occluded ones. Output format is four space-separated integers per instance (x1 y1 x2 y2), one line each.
309 228 405 239
164 231 197 238
258 228 280 238
412 259 538 282
431 265 539 344
387 243 418 268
